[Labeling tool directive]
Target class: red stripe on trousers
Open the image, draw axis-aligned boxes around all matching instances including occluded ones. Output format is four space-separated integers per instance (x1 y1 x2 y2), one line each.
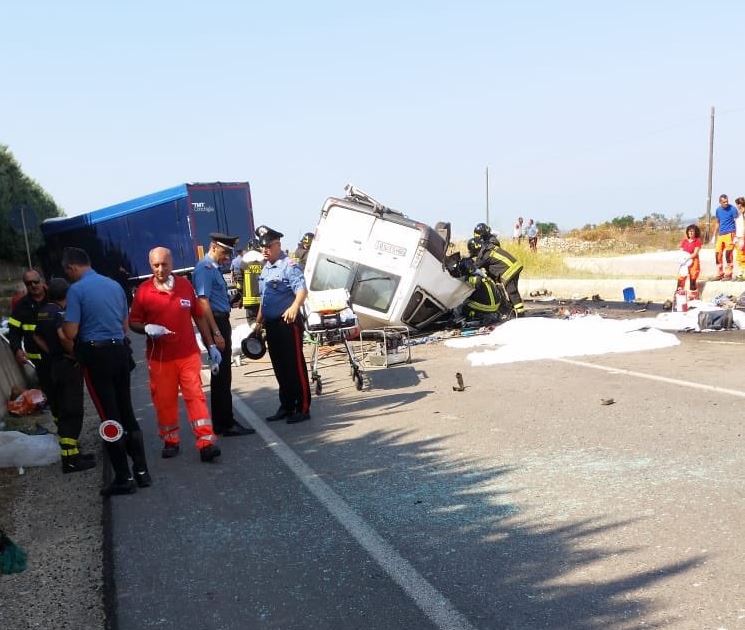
82 366 107 421
291 321 310 413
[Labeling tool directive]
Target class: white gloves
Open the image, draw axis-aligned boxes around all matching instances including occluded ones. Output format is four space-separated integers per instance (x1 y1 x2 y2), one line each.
208 345 222 374
144 324 174 338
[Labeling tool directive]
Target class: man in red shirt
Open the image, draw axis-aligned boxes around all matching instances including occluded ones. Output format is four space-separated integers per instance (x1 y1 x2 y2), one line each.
129 247 221 462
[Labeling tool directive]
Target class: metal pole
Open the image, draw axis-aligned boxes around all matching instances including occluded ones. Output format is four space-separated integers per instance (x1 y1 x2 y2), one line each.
485 166 490 226
20 206 32 269
705 106 715 241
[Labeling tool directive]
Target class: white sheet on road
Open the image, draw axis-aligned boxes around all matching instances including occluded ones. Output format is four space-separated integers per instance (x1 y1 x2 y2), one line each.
445 315 681 366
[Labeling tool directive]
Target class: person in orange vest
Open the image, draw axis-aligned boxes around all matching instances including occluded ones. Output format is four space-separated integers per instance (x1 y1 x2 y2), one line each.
129 247 222 462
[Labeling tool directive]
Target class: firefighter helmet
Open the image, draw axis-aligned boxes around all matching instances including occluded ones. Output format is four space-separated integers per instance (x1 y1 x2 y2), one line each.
467 238 482 257
473 222 492 239
301 232 314 247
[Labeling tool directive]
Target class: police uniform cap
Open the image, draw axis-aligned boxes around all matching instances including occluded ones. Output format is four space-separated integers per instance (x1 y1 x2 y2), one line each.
210 232 239 252
255 225 284 246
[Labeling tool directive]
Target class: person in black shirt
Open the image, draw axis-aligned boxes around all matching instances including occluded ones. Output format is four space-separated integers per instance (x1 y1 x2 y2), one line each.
34 279 96 474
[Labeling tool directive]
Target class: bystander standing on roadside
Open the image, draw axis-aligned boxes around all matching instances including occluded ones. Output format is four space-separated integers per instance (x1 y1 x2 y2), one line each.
61 247 151 496
711 194 737 280
254 225 311 423
526 219 539 252
734 197 745 280
677 224 702 299
193 233 255 437
512 217 524 244
129 247 222 461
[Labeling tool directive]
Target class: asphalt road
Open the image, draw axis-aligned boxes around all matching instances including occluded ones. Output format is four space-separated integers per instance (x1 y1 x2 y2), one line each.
110 309 745 630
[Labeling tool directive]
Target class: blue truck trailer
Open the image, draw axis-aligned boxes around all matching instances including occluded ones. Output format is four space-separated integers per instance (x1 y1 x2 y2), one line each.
39 182 254 289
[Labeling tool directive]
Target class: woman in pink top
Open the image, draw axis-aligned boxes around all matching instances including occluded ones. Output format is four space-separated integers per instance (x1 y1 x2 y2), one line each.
677 224 702 298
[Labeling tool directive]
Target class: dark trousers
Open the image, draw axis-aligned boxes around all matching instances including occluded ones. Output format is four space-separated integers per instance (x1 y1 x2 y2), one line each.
32 359 53 414
78 344 139 433
49 356 84 442
504 272 524 312
79 343 141 480
265 317 311 414
210 314 234 432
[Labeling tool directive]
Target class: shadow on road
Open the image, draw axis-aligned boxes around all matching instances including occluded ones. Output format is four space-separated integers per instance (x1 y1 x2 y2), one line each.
243 375 702 629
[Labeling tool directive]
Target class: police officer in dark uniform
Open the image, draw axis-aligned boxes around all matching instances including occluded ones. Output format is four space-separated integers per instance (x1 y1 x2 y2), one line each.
8 269 50 394
468 237 525 317
34 278 95 474
254 225 311 423
193 233 255 437
61 247 151 496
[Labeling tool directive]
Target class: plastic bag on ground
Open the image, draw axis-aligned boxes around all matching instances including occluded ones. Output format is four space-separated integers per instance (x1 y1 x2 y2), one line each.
7 389 46 416
0 431 60 468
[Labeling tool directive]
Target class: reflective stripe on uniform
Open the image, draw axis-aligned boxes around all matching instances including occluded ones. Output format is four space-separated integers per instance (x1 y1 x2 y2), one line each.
162 431 179 442
61 447 80 456
200 433 217 442
26 353 42 360
22 323 37 331
8 317 21 328
191 418 213 428
59 437 78 446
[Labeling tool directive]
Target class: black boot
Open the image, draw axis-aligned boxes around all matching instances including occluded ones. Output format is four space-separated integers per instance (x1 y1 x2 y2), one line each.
125 430 152 488
62 453 96 474
101 440 136 497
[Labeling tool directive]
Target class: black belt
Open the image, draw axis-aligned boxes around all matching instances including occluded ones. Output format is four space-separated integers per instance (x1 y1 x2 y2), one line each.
213 311 230 319
86 339 124 347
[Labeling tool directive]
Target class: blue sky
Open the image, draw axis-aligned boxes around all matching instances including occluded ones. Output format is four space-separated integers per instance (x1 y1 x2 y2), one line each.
3 1 745 242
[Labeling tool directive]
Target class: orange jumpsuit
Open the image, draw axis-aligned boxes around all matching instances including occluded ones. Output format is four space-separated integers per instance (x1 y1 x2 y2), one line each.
129 276 217 451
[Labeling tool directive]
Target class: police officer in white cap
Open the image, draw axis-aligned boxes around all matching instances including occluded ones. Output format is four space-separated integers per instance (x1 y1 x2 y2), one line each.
254 226 311 423
192 233 255 437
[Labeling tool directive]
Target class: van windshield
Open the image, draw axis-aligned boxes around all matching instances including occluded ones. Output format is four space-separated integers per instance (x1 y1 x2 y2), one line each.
310 254 400 313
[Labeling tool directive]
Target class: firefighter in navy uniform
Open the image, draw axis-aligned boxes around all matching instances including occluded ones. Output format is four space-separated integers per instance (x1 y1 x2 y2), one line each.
8 270 50 395
254 225 311 424
458 257 502 325
61 247 151 496
468 237 525 317
473 222 501 248
33 278 95 474
241 239 264 323
291 232 314 270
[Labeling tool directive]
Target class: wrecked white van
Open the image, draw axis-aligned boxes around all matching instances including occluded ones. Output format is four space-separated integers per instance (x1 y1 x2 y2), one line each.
304 186 472 330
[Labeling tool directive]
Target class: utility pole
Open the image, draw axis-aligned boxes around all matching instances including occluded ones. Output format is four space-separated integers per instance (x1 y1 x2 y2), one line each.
705 106 715 241
485 166 490 226
20 206 32 269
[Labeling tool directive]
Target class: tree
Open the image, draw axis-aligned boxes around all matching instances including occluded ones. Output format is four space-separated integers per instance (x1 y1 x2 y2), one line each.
0 145 64 265
536 221 558 236
610 215 635 229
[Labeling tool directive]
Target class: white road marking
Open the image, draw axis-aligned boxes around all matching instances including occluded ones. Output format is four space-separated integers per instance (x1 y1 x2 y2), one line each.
699 340 745 345
556 358 745 398
232 396 476 630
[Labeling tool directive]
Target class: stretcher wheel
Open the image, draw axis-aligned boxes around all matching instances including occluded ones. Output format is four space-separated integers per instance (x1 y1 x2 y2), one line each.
315 378 323 396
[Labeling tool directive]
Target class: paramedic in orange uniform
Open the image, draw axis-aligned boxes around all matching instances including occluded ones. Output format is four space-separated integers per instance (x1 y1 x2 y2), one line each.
129 247 221 462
